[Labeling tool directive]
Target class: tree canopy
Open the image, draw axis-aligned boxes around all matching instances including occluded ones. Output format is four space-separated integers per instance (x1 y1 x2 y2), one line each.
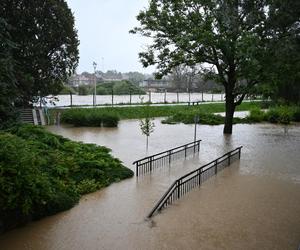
131 0 300 133
0 18 17 126
0 0 79 107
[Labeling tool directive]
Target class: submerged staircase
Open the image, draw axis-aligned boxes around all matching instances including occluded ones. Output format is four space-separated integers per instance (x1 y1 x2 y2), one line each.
20 109 46 125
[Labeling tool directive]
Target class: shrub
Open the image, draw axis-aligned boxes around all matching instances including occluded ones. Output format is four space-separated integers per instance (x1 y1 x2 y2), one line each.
0 124 133 232
101 113 119 127
77 179 99 195
165 111 225 125
78 85 90 95
61 109 119 127
247 107 266 122
266 106 293 124
293 107 300 122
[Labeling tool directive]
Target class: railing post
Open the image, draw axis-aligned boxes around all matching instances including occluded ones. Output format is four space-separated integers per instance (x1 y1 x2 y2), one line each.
215 160 218 174
177 180 181 199
198 141 200 152
198 169 201 186
184 145 187 158
228 152 231 165
150 157 153 172
136 163 139 177
169 150 172 164
238 148 241 159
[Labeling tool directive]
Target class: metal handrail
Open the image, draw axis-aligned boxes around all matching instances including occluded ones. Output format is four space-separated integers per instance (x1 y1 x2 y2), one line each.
133 140 202 164
147 146 242 218
133 140 201 176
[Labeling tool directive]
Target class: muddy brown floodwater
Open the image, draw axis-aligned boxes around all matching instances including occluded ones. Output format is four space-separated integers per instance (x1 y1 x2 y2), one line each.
1 120 300 250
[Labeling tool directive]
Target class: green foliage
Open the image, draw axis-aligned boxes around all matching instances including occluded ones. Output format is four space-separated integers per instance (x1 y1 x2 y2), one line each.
61 109 120 127
140 117 155 137
247 105 299 124
247 107 266 123
94 80 145 95
78 85 91 95
131 0 300 133
59 85 76 95
0 0 79 106
0 124 133 231
162 112 225 125
266 106 293 124
96 86 110 95
0 18 18 127
58 102 260 125
293 107 300 122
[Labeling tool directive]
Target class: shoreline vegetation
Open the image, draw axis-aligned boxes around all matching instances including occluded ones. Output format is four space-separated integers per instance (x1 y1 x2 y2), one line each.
59 80 146 96
0 124 133 233
56 102 256 127
54 102 300 127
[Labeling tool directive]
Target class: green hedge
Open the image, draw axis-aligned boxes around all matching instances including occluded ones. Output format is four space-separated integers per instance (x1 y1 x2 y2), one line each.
61 109 120 127
0 124 133 232
247 105 300 124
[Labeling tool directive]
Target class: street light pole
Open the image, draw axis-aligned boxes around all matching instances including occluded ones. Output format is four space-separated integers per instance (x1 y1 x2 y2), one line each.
93 62 97 106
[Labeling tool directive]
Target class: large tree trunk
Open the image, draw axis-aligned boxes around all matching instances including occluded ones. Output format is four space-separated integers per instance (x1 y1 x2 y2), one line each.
223 95 236 134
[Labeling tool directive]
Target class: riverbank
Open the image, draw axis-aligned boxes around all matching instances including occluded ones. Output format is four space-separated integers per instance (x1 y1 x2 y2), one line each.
53 101 262 127
0 124 133 233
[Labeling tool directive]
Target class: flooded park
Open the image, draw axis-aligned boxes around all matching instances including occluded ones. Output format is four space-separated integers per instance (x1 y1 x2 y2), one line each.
0 119 299 250
49 92 226 107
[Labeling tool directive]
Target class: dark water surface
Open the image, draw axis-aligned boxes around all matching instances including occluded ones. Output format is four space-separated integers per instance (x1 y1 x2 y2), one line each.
0 120 299 250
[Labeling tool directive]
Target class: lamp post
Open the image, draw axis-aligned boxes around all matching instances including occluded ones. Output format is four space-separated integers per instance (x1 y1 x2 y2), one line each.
93 61 97 106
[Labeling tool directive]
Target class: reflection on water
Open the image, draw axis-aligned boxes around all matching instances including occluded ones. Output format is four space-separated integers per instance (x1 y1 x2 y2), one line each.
0 120 299 250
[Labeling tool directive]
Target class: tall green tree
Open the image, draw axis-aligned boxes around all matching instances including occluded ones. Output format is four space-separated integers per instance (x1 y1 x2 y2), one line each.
131 0 297 133
0 0 79 107
0 18 17 127
260 0 300 104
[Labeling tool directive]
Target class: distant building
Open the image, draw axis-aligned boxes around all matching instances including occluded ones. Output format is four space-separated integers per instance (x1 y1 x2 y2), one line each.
68 72 105 87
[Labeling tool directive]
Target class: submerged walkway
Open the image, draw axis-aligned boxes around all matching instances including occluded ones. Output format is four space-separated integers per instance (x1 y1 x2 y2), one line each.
0 120 299 250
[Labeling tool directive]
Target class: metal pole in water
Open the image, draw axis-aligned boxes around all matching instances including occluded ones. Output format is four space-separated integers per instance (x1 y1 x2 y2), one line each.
194 115 199 142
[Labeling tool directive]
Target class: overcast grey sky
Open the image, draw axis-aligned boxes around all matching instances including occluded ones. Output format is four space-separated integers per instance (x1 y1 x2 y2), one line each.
66 0 154 74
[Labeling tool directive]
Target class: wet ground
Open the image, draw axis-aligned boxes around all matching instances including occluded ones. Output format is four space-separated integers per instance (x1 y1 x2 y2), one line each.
0 120 299 250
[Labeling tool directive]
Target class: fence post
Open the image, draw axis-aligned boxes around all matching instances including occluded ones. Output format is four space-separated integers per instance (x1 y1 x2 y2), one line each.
238 148 241 159
169 150 172 164
184 145 187 158
150 157 153 172
197 141 200 152
198 169 201 186
136 163 139 177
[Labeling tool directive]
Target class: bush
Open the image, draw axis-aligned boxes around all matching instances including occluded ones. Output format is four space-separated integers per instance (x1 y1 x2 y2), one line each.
78 85 90 95
266 106 294 124
247 107 266 122
0 124 133 232
61 109 120 127
164 111 225 125
59 85 76 95
292 107 300 122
